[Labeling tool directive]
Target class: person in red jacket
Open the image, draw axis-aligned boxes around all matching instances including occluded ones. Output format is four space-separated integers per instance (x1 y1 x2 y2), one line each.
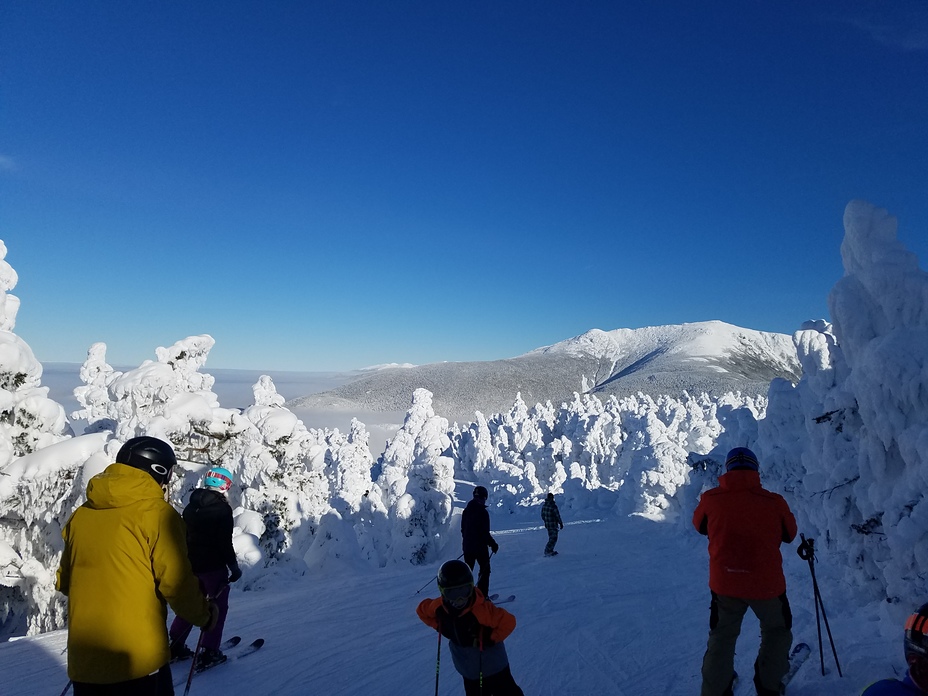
417 559 523 696
692 447 798 696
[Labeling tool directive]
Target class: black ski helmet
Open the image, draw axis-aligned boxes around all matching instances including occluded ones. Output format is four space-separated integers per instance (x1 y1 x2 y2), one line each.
905 603 928 689
474 486 488 500
116 436 177 486
437 559 474 611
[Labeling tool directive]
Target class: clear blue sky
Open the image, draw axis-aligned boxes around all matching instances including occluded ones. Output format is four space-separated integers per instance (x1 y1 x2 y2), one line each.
2 1 927 371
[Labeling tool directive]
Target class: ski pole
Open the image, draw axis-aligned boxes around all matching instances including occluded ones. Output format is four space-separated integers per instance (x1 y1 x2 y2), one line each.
798 535 824 674
814 574 842 677
415 553 465 595
58 681 72 696
479 633 484 696
797 535 842 677
183 626 206 696
434 631 442 696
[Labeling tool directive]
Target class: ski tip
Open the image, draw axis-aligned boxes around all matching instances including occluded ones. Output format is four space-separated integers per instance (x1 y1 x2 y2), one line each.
250 638 265 648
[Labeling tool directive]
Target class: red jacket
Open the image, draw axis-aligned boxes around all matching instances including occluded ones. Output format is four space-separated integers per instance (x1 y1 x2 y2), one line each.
693 469 797 600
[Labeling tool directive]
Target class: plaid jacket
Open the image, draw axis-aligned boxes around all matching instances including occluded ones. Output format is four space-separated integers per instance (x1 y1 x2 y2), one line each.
541 499 562 530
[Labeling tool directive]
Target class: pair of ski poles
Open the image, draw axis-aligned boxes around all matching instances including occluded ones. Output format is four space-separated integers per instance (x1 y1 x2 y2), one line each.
797 534 842 677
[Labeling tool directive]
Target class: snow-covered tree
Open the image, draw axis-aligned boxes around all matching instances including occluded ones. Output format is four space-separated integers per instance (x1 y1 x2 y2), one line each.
377 389 455 565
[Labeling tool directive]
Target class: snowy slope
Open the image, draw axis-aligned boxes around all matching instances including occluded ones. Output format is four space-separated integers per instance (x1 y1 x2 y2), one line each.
289 320 801 424
0 484 896 695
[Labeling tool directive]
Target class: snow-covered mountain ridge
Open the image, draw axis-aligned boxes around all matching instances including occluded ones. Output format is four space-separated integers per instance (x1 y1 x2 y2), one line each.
289 320 802 423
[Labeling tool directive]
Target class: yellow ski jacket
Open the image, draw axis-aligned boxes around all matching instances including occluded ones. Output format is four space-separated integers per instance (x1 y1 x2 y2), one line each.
57 463 210 684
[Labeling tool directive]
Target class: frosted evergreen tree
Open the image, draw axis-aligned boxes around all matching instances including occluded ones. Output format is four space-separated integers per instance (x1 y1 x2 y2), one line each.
0 241 80 636
751 201 928 604
378 388 455 565
240 377 333 566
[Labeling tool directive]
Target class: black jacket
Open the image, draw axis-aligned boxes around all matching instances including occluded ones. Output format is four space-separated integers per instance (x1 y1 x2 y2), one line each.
461 498 496 554
183 488 237 574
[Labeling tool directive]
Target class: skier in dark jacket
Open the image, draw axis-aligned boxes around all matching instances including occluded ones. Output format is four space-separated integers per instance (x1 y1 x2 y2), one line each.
541 493 564 556
417 560 524 696
169 466 242 671
461 486 498 598
862 603 928 694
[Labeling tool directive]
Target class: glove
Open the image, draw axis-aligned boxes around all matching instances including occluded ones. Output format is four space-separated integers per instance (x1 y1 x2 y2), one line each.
203 601 220 631
228 563 242 583
490 540 499 554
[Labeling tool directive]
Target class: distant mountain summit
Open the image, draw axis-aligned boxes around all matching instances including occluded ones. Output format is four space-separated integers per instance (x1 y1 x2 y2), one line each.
287 321 802 423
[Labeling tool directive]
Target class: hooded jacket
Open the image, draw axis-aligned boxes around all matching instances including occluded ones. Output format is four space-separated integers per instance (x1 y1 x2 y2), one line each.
692 468 798 600
183 488 237 574
56 463 210 684
417 589 516 680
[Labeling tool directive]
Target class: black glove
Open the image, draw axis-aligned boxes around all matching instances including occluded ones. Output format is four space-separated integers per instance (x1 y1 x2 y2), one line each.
228 563 242 583
490 540 499 554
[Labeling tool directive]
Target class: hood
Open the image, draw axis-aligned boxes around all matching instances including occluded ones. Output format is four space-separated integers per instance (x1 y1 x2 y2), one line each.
719 468 762 492
189 488 227 508
85 463 165 510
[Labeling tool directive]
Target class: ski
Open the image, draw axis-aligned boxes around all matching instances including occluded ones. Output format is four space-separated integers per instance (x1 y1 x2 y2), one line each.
174 639 264 685
222 636 242 651
493 595 516 605
486 593 499 601
234 638 265 659
782 642 811 687
170 635 241 663
198 638 265 671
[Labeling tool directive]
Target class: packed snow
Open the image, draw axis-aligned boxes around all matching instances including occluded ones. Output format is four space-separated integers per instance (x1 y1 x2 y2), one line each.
0 198 925 694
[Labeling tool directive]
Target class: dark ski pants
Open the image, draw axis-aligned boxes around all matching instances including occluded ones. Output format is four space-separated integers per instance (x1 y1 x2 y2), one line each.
700 592 792 696
169 568 230 651
72 664 173 696
463 665 524 696
544 527 559 555
463 548 492 597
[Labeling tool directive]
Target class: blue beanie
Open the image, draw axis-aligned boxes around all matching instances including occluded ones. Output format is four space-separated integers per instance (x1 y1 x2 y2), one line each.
725 447 759 472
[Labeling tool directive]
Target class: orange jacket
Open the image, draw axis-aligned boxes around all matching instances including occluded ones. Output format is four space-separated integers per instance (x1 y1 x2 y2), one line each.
693 469 797 600
417 589 516 645
417 589 516 680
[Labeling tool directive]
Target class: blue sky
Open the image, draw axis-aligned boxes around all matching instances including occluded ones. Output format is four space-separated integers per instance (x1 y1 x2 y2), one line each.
2 1 927 372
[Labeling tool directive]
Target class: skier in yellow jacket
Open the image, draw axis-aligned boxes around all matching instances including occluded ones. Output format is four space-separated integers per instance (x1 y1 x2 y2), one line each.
57 436 218 695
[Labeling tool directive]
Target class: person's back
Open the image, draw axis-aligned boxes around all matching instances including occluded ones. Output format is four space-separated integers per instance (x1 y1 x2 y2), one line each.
541 497 561 529
693 466 796 599
184 487 236 573
169 466 241 670
692 447 797 696
56 437 212 692
461 495 492 553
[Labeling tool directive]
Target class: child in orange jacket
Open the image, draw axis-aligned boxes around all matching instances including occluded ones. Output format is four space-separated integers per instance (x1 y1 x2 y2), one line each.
417 559 524 696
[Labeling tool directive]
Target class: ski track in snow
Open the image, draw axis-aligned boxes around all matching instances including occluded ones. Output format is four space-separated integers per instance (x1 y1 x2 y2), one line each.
0 507 900 695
